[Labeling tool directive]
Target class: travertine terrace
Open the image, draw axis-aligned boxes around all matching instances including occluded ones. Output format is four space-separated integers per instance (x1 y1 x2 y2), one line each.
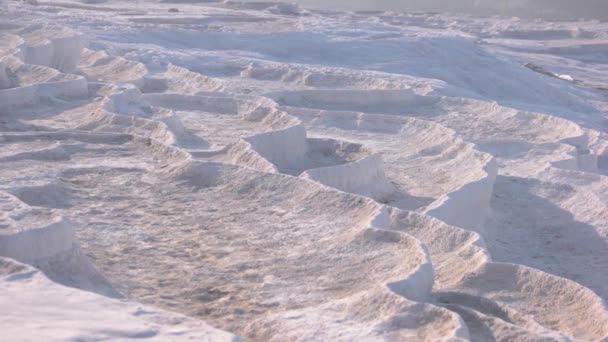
1 1 608 340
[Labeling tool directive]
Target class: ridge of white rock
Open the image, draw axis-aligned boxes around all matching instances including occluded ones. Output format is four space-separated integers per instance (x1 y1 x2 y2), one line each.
20 25 84 73
423 158 498 233
301 154 396 200
0 56 88 110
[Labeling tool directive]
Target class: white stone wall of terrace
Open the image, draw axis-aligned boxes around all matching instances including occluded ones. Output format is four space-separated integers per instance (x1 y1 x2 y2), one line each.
271 89 440 114
0 61 8 89
227 139 279 173
423 158 498 233
551 147 600 174
0 53 88 107
335 201 433 302
576 153 599 172
587 129 608 155
157 110 189 138
242 124 308 174
556 129 608 174
383 241 433 302
378 206 490 288
348 205 434 302
362 227 434 303
38 73 88 96
0 73 88 111
21 28 84 73
0 213 74 263
587 133 607 165
101 85 150 114
302 154 395 201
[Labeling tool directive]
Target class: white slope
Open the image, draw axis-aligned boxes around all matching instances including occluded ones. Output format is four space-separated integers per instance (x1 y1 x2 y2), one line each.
1 1 608 341
0 258 238 341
